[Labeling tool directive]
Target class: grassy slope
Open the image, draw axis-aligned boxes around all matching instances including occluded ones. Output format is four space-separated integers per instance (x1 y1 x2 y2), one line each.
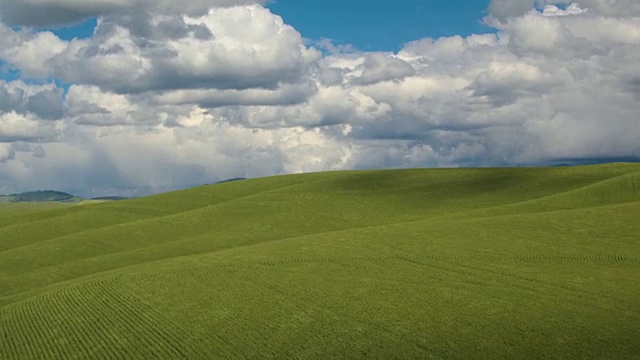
0 163 639 359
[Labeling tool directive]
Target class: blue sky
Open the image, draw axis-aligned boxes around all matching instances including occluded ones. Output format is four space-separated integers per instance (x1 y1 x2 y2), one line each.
267 0 493 51
49 18 98 41
0 60 20 81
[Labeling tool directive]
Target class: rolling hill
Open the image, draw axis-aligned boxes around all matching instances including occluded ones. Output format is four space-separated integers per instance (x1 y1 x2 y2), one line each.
0 163 638 359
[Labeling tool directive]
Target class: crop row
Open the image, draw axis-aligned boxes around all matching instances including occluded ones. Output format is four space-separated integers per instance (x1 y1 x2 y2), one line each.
256 253 639 266
0 279 205 359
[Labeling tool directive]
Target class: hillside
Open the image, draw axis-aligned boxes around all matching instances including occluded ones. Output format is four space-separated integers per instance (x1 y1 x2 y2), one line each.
0 163 639 359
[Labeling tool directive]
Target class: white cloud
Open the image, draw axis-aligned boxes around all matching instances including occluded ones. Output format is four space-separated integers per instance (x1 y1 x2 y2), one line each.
488 0 640 21
64 85 167 127
147 82 317 108
559 16 640 44
0 80 65 120
469 61 564 105
0 143 12 162
0 111 61 143
0 28 68 78
560 0 640 17
0 119 354 196
542 3 588 16
1 6 321 94
350 53 416 85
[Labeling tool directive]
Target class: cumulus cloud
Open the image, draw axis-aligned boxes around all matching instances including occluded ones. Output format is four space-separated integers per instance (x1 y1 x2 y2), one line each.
350 53 416 85
468 61 563 106
0 27 68 78
148 82 318 108
0 120 353 197
0 111 61 143
488 0 640 21
0 143 12 162
542 3 588 16
0 7 321 95
488 0 537 22
0 2 638 196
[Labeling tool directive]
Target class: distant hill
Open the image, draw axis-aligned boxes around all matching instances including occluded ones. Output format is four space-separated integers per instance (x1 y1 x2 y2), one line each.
1 190 78 203
215 177 246 184
91 196 129 201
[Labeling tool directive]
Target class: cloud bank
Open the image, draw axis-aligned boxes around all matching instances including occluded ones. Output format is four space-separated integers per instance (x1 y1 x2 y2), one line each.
0 1 638 196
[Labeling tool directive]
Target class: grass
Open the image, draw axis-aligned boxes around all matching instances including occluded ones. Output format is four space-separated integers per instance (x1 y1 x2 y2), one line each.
0 163 639 359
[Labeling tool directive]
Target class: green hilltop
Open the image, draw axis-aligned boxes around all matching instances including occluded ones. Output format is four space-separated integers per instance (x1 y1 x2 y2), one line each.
0 163 638 359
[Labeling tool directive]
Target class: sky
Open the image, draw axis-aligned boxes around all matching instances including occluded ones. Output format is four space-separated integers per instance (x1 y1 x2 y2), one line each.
267 0 494 51
0 0 639 197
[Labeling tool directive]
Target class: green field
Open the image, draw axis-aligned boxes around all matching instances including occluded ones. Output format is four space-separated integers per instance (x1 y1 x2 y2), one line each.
1 163 639 359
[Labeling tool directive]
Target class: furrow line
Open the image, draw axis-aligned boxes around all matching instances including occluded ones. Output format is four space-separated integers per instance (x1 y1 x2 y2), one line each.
0 309 23 359
77 280 157 359
90 279 191 359
53 287 108 359
22 295 65 360
258 253 639 267
448 261 604 303
13 298 42 360
61 285 131 360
